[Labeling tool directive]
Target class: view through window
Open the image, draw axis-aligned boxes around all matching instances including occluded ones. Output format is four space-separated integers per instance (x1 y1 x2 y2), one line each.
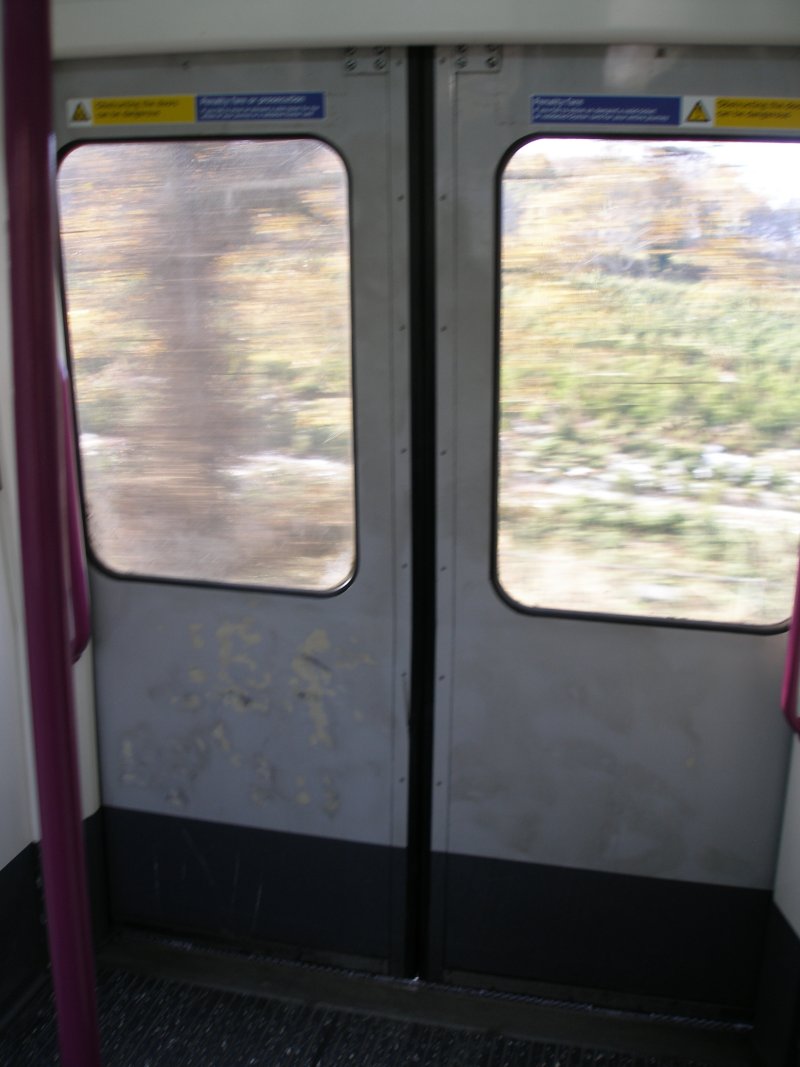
58 139 354 591
499 139 800 625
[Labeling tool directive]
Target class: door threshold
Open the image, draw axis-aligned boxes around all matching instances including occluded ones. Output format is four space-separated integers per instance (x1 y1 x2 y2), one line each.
93 928 756 1066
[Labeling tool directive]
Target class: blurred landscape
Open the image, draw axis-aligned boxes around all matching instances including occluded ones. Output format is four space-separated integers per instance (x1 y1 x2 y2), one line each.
59 136 800 623
500 139 800 624
59 139 354 591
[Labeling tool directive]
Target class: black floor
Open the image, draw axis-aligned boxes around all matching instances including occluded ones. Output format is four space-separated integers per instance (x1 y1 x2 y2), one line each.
0 938 757 1067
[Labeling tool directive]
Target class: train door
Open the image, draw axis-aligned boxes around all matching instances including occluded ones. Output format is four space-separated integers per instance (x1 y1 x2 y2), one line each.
54 51 412 972
55 44 800 1013
429 46 800 1011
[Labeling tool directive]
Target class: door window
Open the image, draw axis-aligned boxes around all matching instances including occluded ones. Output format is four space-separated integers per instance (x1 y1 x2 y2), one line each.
59 138 355 592
498 138 800 625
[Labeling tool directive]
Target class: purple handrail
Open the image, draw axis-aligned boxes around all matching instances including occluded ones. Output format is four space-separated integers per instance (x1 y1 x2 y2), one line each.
781 548 800 735
3 2 103 1065
60 367 91 662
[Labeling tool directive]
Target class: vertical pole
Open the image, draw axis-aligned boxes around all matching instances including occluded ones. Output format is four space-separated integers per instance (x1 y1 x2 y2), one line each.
3 2 103 1064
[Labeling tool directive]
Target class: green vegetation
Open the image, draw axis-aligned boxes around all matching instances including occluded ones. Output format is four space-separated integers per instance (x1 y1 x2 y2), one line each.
58 136 800 622
499 140 800 624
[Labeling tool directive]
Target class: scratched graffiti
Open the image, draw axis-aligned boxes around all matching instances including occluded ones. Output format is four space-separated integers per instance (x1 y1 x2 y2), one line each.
120 618 377 820
120 721 209 808
290 628 334 747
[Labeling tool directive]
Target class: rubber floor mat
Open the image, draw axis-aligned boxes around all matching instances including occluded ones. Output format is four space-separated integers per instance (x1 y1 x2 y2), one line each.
0 968 734 1066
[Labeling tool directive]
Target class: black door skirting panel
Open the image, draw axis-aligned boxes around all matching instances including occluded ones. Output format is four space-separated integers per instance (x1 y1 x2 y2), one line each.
431 851 770 1014
104 807 403 969
753 903 800 1067
0 811 109 1026
0 843 47 1021
84 808 110 947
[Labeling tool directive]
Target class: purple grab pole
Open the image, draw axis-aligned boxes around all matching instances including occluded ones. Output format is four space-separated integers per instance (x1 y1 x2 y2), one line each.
3 2 103 1065
781 547 800 736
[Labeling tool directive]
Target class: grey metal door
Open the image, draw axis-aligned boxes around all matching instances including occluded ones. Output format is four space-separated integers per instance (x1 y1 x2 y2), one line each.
55 48 412 971
430 44 798 1010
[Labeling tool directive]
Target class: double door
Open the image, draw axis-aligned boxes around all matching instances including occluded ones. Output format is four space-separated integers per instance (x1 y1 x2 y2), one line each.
56 45 796 1010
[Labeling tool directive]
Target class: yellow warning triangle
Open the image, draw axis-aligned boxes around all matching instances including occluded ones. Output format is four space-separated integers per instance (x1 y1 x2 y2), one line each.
71 102 89 123
686 100 710 123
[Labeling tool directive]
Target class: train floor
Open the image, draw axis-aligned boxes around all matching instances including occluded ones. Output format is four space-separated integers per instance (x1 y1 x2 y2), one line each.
0 933 758 1066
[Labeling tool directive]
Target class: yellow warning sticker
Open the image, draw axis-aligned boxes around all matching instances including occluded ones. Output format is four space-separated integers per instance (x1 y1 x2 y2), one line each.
67 98 93 125
91 96 196 125
679 96 714 127
685 100 710 123
70 101 90 123
716 97 800 129
67 95 196 127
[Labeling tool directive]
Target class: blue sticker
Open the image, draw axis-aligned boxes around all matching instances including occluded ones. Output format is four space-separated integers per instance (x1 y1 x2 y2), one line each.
197 93 325 122
531 95 680 126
